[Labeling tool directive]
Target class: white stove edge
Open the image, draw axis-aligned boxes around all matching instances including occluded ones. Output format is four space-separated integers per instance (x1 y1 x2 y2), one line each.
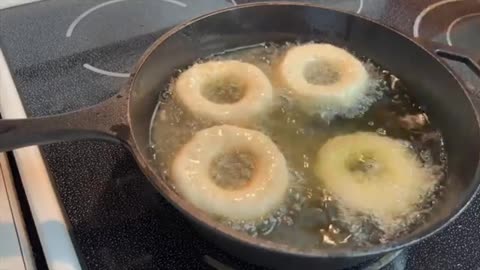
0 0 42 10
0 49 81 270
0 149 34 270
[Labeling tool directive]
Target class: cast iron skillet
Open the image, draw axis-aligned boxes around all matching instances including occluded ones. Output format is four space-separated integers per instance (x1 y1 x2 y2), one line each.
2 3 480 269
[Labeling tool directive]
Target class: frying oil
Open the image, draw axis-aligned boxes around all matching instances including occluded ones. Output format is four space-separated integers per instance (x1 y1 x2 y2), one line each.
149 43 446 249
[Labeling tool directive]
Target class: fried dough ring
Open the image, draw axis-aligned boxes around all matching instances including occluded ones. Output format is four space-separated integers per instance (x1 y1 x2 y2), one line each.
172 125 289 220
278 44 370 116
314 132 434 220
175 60 273 125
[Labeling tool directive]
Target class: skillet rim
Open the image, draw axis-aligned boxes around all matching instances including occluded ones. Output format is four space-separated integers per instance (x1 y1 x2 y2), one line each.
126 1 480 259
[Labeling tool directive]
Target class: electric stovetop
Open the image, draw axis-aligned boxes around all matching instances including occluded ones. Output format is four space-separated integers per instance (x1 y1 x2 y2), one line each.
1 0 480 269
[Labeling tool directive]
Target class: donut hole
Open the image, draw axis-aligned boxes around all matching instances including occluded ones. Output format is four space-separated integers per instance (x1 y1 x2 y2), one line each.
210 150 256 190
303 59 340 85
201 75 247 104
346 152 382 177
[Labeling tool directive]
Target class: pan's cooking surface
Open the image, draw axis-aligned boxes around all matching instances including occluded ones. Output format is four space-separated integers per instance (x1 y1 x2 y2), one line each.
1 0 480 269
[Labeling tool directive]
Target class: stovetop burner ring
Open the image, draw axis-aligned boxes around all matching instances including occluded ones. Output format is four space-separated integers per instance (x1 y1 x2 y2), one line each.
413 0 463 38
446 12 480 46
65 0 193 78
357 0 363 14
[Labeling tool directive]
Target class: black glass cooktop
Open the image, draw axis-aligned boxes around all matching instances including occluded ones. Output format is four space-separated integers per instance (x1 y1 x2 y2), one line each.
1 0 480 269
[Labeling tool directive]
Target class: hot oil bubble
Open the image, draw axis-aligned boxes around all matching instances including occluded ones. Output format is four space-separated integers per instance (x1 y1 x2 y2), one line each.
223 167 309 236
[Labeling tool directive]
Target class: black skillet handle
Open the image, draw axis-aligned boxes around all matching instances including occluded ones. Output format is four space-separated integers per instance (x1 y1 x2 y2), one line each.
417 39 480 77
0 89 130 152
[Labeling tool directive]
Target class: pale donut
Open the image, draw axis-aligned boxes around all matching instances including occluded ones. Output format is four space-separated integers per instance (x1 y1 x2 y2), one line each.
314 132 435 222
171 125 289 220
278 44 370 116
175 60 273 125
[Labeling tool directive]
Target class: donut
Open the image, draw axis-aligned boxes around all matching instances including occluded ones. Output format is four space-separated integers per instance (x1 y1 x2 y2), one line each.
278 44 370 117
314 132 435 223
171 125 289 220
175 60 273 125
